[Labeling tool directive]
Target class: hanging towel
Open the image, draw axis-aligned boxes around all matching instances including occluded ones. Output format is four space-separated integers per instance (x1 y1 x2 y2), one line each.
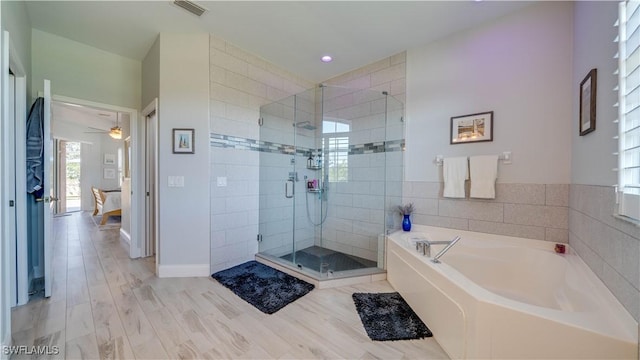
443 157 468 198
470 155 499 199
26 98 44 198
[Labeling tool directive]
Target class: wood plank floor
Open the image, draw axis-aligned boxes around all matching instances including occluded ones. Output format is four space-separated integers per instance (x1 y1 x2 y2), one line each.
11 212 449 359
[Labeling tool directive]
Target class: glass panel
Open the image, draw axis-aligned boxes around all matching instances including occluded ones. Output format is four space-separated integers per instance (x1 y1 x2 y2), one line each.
258 84 404 279
258 95 296 259
292 87 321 273
385 94 405 239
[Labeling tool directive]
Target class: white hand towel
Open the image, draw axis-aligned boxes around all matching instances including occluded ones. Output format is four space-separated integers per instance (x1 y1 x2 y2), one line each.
470 155 498 199
443 157 468 198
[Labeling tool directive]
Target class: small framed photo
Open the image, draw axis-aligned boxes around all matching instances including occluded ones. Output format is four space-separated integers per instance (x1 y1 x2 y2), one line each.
103 168 116 179
104 153 116 165
450 111 493 144
173 128 195 154
579 68 597 136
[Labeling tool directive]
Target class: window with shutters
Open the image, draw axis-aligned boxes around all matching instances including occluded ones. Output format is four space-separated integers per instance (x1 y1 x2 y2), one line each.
617 0 640 221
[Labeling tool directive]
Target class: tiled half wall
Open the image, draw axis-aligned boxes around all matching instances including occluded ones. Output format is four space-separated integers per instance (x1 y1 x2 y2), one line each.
569 184 639 322
403 182 570 242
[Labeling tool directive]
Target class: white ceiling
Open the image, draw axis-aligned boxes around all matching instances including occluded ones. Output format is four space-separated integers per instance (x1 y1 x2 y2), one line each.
24 1 533 83
52 101 118 131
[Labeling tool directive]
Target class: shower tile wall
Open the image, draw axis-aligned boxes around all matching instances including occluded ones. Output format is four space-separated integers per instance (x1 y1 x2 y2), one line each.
209 34 312 273
569 185 640 322
320 89 385 261
318 52 407 262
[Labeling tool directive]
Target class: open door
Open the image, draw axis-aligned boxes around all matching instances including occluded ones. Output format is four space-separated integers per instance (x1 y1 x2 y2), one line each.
144 101 158 260
42 80 54 298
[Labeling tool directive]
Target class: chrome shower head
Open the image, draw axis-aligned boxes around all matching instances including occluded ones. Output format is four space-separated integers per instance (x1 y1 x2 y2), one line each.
295 121 317 130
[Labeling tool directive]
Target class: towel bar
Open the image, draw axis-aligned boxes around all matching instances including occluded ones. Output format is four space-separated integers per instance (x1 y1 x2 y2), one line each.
435 152 511 166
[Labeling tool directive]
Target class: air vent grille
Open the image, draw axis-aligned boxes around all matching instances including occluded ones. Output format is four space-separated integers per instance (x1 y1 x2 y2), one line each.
173 0 207 17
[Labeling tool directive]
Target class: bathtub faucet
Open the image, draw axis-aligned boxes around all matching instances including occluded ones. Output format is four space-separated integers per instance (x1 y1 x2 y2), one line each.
431 236 461 263
415 239 456 257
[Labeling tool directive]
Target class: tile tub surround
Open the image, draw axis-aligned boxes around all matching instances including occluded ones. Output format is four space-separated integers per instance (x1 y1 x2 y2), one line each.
568 184 640 323
403 182 569 242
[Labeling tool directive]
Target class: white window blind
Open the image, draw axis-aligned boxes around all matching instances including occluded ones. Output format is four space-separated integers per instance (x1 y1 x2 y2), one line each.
618 0 640 220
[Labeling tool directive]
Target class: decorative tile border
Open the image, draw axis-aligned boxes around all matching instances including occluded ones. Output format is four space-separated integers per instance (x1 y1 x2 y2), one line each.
210 133 404 156
349 139 404 155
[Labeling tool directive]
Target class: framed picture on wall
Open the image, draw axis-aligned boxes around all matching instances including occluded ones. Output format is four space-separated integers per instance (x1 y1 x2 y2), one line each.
173 128 195 154
579 68 597 136
104 153 116 165
450 111 494 144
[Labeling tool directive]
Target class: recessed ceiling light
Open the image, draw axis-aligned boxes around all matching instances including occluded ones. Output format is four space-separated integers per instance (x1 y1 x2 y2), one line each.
321 55 333 63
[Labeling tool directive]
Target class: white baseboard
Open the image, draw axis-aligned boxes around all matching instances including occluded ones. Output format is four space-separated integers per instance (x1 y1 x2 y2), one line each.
119 229 131 246
157 264 210 278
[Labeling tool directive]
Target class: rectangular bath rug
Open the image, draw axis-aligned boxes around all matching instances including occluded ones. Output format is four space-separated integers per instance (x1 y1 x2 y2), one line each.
212 261 314 314
352 292 433 341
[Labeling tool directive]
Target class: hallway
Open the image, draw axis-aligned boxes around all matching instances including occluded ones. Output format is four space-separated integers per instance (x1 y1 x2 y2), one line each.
10 212 447 359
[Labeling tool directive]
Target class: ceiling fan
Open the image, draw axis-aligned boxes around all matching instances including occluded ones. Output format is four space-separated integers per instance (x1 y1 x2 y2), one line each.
84 113 122 139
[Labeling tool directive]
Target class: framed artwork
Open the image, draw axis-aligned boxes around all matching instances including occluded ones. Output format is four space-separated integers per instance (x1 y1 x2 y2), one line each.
173 128 195 154
450 111 493 144
579 68 597 136
103 168 116 180
104 153 116 165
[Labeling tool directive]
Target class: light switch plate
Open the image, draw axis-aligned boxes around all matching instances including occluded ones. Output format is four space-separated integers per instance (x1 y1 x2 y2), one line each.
217 176 227 187
169 176 185 187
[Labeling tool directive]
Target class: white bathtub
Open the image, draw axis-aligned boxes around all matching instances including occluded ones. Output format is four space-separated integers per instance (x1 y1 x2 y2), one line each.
386 225 638 359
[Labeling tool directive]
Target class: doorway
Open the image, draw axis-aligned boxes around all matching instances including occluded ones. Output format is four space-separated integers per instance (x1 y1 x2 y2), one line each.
49 95 140 259
56 140 82 214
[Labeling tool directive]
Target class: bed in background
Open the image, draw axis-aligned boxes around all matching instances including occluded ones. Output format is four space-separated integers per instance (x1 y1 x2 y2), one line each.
91 186 121 225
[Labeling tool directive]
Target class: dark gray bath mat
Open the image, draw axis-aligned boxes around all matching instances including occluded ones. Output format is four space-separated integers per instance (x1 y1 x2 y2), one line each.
352 292 432 341
212 261 314 314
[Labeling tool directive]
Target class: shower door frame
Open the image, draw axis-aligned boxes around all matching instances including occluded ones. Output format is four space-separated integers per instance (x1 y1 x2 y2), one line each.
257 85 403 281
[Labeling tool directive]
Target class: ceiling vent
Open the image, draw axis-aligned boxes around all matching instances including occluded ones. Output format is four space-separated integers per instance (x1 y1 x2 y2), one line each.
173 0 207 17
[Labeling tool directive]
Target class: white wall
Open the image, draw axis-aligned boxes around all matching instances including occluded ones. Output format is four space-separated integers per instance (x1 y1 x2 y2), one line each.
406 2 573 184
571 1 618 186
1 0 31 100
142 36 159 110
157 33 210 276
31 29 141 110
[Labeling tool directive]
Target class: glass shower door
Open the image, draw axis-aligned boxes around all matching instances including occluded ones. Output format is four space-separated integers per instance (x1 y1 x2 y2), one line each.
258 95 296 261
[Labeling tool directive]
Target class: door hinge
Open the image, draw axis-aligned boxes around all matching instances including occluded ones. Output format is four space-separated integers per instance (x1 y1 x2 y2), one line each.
258 117 264 126
9 200 14 207
257 234 263 242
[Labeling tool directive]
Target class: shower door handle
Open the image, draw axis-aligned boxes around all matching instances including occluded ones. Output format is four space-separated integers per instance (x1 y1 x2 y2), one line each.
285 179 294 198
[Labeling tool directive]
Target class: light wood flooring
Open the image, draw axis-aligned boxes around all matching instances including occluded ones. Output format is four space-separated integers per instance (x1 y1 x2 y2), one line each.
11 212 449 359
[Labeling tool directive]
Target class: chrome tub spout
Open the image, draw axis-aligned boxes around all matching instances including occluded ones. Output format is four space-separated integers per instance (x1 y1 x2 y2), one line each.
431 236 461 263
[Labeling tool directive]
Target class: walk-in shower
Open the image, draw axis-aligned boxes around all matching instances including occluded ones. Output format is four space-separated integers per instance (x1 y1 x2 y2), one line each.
257 84 404 280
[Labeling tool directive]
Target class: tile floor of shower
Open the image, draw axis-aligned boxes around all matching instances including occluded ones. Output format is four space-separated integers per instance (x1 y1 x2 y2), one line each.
257 244 385 283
